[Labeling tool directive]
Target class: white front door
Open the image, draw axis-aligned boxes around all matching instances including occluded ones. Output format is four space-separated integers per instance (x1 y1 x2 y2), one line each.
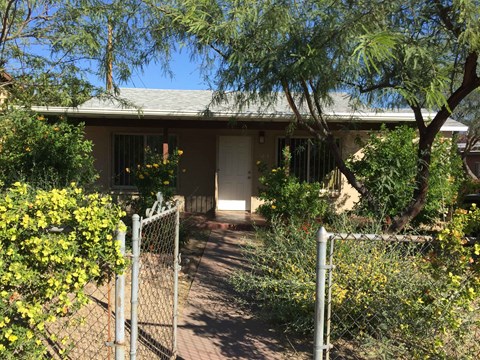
217 136 252 211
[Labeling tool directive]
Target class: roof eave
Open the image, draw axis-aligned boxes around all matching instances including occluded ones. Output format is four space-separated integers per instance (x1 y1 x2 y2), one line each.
31 106 467 131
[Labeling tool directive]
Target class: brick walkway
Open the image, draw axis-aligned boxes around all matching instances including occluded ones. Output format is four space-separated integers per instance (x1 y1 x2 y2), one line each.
177 229 299 360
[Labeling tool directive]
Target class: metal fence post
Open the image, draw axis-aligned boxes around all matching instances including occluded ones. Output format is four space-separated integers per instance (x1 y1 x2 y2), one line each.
130 214 141 360
115 224 126 360
314 227 328 360
172 207 180 357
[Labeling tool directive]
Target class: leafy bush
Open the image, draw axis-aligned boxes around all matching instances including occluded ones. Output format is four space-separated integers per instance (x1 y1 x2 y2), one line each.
348 126 463 224
0 110 98 189
130 148 183 215
233 213 480 358
256 161 330 223
232 219 317 333
0 183 126 358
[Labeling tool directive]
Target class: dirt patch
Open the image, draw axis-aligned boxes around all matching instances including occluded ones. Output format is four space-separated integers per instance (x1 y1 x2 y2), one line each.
178 216 211 308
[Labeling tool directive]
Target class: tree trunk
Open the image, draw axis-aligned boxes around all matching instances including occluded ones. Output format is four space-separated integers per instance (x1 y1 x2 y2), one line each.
388 135 434 233
460 138 479 180
462 155 478 180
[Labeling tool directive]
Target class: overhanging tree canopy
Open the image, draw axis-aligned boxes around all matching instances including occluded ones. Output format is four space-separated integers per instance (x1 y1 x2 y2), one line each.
0 0 174 106
157 0 480 231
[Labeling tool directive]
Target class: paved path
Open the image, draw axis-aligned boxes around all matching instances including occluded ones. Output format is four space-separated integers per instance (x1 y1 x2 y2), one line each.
177 230 299 360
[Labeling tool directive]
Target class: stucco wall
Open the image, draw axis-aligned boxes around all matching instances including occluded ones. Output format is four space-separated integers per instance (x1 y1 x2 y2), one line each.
84 124 366 213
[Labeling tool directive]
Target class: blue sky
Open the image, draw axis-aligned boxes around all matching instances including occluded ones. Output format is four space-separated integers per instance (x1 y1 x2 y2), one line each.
92 49 210 90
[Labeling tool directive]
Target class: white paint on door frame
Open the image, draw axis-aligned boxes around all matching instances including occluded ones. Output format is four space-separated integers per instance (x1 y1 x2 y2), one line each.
217 136 252 211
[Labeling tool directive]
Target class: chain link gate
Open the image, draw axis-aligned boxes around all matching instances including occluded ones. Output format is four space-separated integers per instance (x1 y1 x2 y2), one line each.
129 193 180 360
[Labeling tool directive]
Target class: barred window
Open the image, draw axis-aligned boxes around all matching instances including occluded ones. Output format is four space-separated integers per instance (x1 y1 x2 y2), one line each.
113 134 177 187
277 137 341 192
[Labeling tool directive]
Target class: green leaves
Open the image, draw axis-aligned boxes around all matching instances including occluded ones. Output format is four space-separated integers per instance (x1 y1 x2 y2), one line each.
348 126 463 225
353 29 399 74
0 109 98 189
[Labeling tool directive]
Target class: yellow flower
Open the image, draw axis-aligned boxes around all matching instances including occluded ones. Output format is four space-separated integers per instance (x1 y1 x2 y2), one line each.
271 169 277 173
138 174 144 180
37 115 45 121
125 167 130 173
271 205 276 209
53 127 59 131
163 159 169 165
8 334 17 343
153 163 159 168
256 160 261 165
178 149 184 155
25 147 31 152
146 164 152 168
163 180 170 185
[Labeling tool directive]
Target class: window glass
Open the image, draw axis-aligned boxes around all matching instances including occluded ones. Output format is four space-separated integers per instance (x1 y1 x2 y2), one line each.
113 134 177 186
277 137 340 191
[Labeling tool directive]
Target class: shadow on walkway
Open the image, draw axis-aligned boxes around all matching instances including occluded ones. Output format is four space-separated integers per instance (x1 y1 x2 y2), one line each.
177 229 311 360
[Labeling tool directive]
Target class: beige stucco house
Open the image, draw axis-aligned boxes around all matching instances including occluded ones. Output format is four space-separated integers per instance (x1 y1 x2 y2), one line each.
34 88 468 213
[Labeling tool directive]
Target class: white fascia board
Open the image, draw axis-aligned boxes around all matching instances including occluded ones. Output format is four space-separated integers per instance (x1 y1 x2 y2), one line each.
32 106 423 121
441 125 469 132
31 106 465 131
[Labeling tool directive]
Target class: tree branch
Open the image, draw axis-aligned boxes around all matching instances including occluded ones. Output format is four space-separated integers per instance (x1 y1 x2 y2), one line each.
428 51 480 136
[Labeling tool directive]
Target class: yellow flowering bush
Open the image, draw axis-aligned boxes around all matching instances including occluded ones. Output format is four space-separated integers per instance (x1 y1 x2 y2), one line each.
233 212 480 358
256 160 330 223
0 183 126 359
131 147 183 214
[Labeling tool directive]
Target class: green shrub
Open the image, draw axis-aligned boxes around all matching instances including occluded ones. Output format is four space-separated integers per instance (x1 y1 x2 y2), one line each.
0 110 98 189
256 160 330 223
130 147 183 215
348 126 463 224
0 183 126 358
233 213 480 358
232 218 317 333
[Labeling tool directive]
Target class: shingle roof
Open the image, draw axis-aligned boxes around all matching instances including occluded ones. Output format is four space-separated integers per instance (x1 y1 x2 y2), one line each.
34 88 468 131
80 88 355 115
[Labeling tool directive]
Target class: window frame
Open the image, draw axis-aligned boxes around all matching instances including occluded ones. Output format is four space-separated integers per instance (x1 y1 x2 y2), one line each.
276 136 341 193
111 132 178 189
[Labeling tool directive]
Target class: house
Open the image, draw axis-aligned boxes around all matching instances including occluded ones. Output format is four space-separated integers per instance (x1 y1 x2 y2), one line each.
33 88 468 213
458 142 480 178
0 71 13 106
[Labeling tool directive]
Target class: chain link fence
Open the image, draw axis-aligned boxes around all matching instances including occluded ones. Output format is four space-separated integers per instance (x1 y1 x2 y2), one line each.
131 206 180 360
314 230 480 360
44 278 116 359
41 196 180 360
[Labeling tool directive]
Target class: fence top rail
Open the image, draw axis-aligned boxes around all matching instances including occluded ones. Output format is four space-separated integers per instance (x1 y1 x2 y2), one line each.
140 205 177 226
331 232 433 243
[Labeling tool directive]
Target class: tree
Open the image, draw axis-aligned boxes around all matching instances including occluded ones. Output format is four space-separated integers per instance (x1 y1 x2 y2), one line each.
0 0 174 106
158 0 480 232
